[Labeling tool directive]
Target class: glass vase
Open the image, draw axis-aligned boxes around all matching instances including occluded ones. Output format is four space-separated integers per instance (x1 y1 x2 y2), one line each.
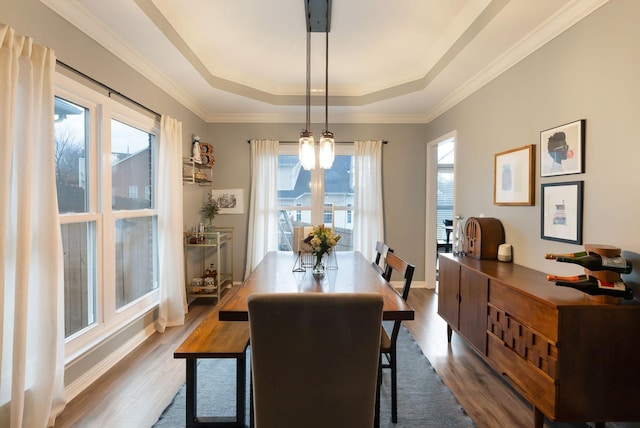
453 215 466 256
312 253 326 277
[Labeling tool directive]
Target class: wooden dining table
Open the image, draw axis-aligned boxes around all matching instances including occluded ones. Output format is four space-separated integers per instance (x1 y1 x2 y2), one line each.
219 251 414 322
215 250 413 428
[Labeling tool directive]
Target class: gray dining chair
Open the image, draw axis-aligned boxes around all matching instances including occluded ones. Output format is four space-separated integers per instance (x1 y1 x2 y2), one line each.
248 293 383 428
379 252 415 423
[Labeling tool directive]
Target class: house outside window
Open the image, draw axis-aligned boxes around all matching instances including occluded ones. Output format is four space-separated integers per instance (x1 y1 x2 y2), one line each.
55 75 158 360
277 144 354 251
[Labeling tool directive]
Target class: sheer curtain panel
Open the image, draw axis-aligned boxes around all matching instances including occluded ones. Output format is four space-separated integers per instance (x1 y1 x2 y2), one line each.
0 25 66 427
244 139 279 278
353 140 384 262
155 115 186 332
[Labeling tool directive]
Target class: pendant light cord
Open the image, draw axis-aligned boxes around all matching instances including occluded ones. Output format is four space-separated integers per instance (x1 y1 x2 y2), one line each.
306 25 311 130
324 4 329 131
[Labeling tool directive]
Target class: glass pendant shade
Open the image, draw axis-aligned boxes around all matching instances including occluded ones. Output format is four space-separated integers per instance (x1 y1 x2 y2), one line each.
298 0 334 171
319 131 335 169
299 130 315 170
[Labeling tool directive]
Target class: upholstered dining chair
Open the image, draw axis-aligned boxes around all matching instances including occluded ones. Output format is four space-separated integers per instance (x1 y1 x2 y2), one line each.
379 252 415 423
372 241 393 276
248 293 383 428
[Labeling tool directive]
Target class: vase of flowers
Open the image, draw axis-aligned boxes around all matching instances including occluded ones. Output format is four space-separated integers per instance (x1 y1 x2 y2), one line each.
303 225 341 277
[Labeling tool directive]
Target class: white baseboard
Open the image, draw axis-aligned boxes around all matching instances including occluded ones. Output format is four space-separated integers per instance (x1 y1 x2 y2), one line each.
64 322 157 402
64 279 431 401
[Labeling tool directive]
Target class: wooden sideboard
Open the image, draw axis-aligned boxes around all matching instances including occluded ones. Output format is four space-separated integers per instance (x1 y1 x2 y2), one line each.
438 254 640 427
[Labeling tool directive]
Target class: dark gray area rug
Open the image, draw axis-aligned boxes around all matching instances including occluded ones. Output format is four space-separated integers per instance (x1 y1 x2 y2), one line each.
154 324 474 427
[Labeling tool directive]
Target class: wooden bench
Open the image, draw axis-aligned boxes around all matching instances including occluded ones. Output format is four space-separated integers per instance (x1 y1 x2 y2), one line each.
174 309 250 428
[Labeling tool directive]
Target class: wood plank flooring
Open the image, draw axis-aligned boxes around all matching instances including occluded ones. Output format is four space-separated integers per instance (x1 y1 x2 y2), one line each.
53 287 553 428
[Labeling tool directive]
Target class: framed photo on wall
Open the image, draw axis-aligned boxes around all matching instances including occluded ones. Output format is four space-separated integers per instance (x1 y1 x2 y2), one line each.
494 144 535 206
211 188 244 214
540 119 585 177
540 181 583 244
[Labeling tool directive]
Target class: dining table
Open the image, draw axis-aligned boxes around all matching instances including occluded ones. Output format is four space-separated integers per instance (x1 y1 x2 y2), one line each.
218 250 414 322
216 250 414 428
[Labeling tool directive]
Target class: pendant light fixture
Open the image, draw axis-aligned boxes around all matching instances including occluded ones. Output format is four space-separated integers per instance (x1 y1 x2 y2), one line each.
299 11 315 171
319 0 335 169
299 0 334 170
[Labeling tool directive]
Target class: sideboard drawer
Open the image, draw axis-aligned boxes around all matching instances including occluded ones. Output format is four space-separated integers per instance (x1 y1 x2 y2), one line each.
487 333 556 418
489 280 558 341
487 304 558 380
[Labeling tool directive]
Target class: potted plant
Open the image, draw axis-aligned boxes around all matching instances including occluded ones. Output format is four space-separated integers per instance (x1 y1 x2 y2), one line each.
200 194 219 231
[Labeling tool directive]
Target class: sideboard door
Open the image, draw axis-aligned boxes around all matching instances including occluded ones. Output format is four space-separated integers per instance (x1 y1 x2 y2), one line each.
437 255 460 333
459 266 489 354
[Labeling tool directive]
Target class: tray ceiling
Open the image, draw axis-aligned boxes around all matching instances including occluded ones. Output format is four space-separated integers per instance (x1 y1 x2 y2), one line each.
42 0 608 123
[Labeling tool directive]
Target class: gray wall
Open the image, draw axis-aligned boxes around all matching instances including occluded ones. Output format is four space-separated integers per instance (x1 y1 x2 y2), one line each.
206 0 640 288
4 0 639 400
202 123 428 282
424 0 640 293
2 0 211 390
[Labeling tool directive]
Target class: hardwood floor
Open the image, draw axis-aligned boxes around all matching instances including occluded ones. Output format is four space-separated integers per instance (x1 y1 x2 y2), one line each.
53 287 564 427
403 288 537 428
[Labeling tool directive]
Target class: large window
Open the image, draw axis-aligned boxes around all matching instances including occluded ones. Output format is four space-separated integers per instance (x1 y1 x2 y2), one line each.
277 144 354 251
55 75 158 358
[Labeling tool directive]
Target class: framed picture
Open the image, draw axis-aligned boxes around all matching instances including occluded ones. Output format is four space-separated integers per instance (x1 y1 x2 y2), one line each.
541 181 583 244
494 144 535 206
211 188 244 214
540 119 585 177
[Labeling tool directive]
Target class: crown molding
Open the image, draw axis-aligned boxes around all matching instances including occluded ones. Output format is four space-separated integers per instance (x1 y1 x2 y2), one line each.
423 0 610 124
41 0 610 124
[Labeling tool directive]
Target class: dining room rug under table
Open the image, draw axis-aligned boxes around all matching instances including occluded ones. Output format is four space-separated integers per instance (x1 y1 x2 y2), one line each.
154 324 474 427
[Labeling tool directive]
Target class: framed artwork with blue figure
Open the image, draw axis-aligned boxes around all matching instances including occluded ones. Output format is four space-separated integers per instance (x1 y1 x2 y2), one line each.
540 119 585 177
494 144 535 206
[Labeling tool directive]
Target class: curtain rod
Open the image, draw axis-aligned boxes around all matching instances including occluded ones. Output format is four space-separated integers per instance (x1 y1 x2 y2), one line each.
247 140 388 144
56 60 161 119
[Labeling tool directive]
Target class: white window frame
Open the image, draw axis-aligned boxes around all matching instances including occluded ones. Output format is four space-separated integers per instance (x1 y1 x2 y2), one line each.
56 74 160 363
277 143 354 225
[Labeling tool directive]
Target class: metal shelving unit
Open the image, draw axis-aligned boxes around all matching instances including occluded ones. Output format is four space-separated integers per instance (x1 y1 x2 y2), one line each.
182 157 212 185
183 227 233 301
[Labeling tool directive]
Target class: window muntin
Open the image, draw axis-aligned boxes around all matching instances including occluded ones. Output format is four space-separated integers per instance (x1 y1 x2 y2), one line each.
55 95 98 338
277 145 354 252
56 75 159 358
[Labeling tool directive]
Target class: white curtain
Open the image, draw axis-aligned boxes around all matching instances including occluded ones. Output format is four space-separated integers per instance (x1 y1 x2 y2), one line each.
353 140 384 262
0 25 66 427
155 115 186 332
244 139 279 278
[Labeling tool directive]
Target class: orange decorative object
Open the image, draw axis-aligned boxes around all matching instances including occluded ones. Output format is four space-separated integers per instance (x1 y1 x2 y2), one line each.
199 142 216 167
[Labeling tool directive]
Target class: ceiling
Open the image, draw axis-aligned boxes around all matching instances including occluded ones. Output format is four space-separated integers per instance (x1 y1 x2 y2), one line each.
42 0 608 124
